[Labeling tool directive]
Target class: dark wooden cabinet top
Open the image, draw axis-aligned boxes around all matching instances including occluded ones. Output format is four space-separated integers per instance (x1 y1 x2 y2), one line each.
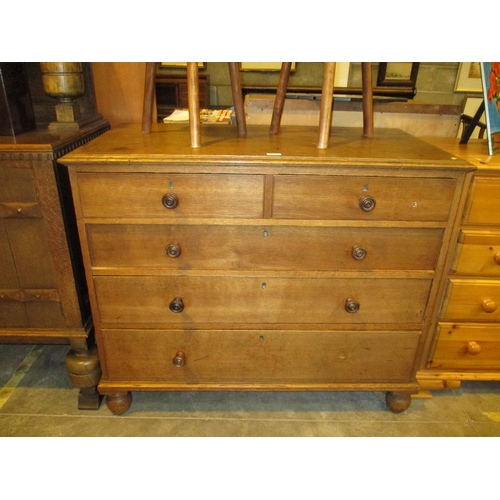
0 118 110 159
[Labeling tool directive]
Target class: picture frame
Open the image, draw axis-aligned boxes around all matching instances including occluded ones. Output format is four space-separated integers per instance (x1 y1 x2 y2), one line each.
455 62 483 92
376 62 419 87
457 94 486 140
334 62 350 87
160 62 206 69
481 62 500 155
240 62 296 72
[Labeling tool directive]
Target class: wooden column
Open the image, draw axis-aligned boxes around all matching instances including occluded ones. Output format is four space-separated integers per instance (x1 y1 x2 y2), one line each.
270 62 292 134
317 62 336 149
142 62 156 133
361 62 374 138
228 63 247 138
187 62 201 148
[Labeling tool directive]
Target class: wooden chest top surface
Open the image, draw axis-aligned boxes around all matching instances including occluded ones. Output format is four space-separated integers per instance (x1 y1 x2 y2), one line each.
60 124 472 170
422 137 500 172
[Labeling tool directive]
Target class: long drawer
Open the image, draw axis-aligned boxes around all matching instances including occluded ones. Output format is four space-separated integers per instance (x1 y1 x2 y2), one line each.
101 329 421 383
441 279 500 321
87 224 443 271
451 230 500 276
93 276 432 327
75 173 265 218
430 322 500 370
273 175 456 221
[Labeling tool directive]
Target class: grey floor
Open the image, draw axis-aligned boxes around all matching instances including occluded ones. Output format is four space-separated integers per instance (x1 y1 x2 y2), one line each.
1 343 500 437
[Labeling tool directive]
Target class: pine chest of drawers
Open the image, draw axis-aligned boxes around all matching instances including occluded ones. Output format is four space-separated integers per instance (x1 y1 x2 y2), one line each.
419 138 500 389
60 124 473 414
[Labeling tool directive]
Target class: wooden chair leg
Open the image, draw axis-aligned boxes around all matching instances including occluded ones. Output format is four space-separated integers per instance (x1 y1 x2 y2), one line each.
228 62 247 138
142 62 156 133
187 62 201 148
317 62 336 149
361 62 374 138
270 62 292 134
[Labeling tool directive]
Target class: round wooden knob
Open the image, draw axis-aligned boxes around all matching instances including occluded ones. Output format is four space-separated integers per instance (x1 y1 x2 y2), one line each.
162 193 179 209
166 242 181 258
352 245 367 260
494 253 500 265
172 351 186 367
466 341 481 355
169 297 184 313
345 298 360 313
359 195 376 212
481 298 497 313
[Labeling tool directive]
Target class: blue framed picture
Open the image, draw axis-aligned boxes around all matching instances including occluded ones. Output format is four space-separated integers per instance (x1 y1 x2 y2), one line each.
481 62 500 155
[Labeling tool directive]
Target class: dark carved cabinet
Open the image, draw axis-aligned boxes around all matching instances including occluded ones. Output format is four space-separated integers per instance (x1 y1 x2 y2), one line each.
0 119 110 408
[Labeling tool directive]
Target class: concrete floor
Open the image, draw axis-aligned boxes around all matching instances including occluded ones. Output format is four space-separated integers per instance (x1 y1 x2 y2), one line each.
1 343 500 437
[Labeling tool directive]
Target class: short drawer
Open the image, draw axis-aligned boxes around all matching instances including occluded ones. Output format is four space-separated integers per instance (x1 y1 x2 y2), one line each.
0 167 42 218
451 230 500 276
429 322 500 370
0 167 37 204
465 177 500 225
272 175 456 221
94 276 432 327
75 173 264 218
441 279 500 321
87 224 443 271
101 328 421 383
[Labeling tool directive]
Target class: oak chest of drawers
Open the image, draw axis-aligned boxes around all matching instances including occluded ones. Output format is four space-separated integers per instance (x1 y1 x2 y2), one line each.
60 124 473 414
419 138 500 389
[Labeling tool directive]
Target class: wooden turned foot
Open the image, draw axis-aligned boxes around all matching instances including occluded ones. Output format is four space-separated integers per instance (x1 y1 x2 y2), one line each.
77 386 102 410
66 345 102 410
106 392 132 415
385 391 412 413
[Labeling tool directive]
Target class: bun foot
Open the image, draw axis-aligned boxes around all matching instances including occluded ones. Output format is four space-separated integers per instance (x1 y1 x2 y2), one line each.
105 392 132 415
385 391 412 413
